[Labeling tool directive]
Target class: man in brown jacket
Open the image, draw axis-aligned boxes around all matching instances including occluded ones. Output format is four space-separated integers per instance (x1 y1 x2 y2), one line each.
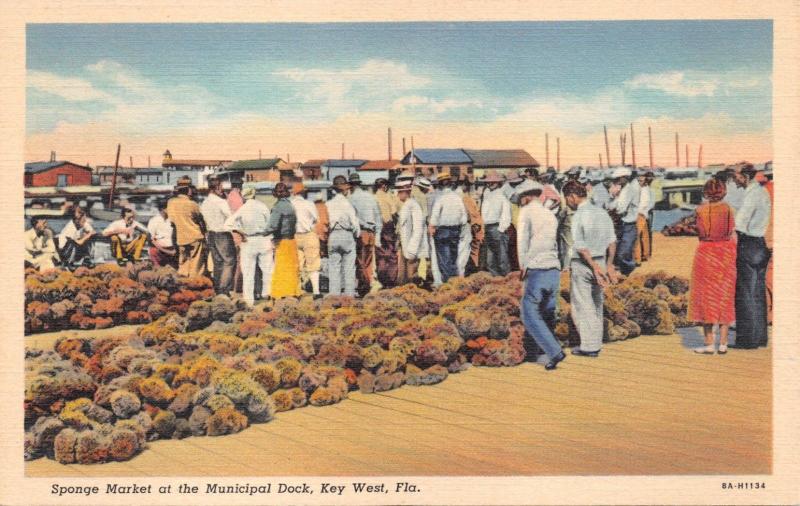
166 177 207 277
458 178 484 276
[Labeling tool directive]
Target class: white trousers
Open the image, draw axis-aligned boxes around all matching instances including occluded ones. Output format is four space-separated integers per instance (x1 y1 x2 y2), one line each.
429 234 442 286
570 258 606 352
457 223 472 277
241 236 274 305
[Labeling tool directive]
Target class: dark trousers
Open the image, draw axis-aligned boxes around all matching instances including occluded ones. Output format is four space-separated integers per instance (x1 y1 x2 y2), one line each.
614 221 638 275
58 238 92 267
207 231 237 295
434 226 461 283
735 233 771 348
484 223 510 277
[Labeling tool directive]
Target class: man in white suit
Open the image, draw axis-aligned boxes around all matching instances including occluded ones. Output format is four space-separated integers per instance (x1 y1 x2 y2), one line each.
396 180 427 285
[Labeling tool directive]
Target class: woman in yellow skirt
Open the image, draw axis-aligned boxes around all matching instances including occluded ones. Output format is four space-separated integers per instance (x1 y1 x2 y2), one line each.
265 182 302 299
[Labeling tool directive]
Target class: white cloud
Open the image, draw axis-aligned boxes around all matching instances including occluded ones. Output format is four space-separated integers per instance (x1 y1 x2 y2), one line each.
392 95 483 114
275 59 432 112
86 59 152 92
499 89 630 133
625 69 767 97
27 70 111 102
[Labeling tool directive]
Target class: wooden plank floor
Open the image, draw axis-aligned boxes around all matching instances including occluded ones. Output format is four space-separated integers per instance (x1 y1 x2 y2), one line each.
26 333 771 477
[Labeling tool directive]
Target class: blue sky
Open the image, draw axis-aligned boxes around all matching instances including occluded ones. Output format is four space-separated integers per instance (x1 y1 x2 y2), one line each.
26 21 773 165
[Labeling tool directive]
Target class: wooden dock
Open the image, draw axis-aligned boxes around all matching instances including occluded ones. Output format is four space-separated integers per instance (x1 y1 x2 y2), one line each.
26 333 771 477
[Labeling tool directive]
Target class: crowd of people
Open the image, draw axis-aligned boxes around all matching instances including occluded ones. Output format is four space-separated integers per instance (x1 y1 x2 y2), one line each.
24 161 772 369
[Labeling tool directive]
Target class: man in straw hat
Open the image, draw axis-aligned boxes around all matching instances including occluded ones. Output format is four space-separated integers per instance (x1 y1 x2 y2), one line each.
290 181 322 298
347 172 382 296
458 177 484 276
224 186 274 305
730 161 771 349
608 166 640 275
428 172 467 283
167 175 208 277
201 177 237 295
514 178 566 370
480 170 511 277
326 175 360 296
634 171 655 264
395 179 427 285
563 180 619 358
374 177 400 288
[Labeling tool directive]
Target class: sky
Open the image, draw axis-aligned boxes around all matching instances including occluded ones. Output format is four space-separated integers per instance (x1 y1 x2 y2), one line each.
26 21 772 168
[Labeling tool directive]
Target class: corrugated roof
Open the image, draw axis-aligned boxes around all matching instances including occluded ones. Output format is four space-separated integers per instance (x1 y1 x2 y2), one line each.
227 158 284 170
97 166 163 174
324 159 368 168
301 159 326 168
359 160 401 171
462 149 539 168
25 161 92 174
405 149 472 165
162 159 229 166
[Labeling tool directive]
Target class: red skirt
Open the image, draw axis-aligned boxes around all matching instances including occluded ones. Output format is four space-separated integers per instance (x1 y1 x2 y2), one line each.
689 239 737 324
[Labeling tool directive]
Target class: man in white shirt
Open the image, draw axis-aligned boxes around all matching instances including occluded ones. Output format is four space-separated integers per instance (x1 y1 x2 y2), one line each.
564 180 619 357
480 171 512 277
291 182 321 298
201 178 236 295
428 173 467 283
514 179 565 370
224 186 274 305
731 162 772 349
608 167 640 275
396 180 427 285
57 206 95 268
25 217 59 271
102 208 148 264
147 201 177 268
635 171 655 264
326 176 360 296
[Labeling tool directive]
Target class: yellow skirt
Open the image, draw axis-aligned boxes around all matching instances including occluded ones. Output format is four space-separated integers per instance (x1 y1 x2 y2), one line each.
271 238 302 299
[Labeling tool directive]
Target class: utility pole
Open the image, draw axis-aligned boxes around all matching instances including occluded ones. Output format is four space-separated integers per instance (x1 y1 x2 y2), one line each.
599 153 603 169
630 123 636 168
411 135 416 172
341 143 345 160
675 133 680 167
556 137 560 171
604 125 611 167
545 133 550 170
108 143 121 209
685 144 689 168
388 127 392 160
402 137 406 158
648 126 654 169
698 144 703 168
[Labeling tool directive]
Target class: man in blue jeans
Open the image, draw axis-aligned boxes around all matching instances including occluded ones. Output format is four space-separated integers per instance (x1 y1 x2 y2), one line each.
428 173 467 283
515 179 565 370
608 167 639 275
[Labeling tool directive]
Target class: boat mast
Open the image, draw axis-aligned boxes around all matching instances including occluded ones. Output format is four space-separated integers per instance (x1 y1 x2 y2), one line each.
108 143 121 209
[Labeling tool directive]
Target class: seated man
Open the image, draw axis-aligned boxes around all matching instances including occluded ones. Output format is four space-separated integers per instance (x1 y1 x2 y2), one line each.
57 206 96 268
25 216 59 271
102 208 148 264
147 202 178 268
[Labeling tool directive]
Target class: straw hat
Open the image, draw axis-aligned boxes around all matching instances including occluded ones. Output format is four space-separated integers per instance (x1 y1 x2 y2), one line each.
612 167 632 179
436 172 452 183
348 172 362 185
242 187 257 200
414 177 432 190
514 179 544 198
482 170 504 183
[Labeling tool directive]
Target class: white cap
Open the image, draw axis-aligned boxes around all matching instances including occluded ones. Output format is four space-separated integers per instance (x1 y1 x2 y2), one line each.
612 167 632 179
513 179 544 198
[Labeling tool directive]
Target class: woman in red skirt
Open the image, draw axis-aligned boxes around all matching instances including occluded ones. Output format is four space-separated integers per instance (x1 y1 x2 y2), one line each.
689 178 737 354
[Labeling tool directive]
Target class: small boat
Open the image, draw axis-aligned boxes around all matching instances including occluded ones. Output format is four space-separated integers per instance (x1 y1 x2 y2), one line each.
89 206 158 223
24 207 67 218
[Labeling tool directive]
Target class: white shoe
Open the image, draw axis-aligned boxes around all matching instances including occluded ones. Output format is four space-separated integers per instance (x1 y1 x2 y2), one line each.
693 345 715 354
718 344 728 354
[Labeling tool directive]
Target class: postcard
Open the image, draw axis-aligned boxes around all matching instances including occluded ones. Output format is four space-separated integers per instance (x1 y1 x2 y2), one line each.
2 1 798 504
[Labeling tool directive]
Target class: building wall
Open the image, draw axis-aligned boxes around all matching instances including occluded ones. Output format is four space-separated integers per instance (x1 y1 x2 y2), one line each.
27 164 93 187
245 169 281 182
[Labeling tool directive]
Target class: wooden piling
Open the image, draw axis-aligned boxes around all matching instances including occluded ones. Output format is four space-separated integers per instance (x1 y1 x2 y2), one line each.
604 125 611 167
630 123 636 168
